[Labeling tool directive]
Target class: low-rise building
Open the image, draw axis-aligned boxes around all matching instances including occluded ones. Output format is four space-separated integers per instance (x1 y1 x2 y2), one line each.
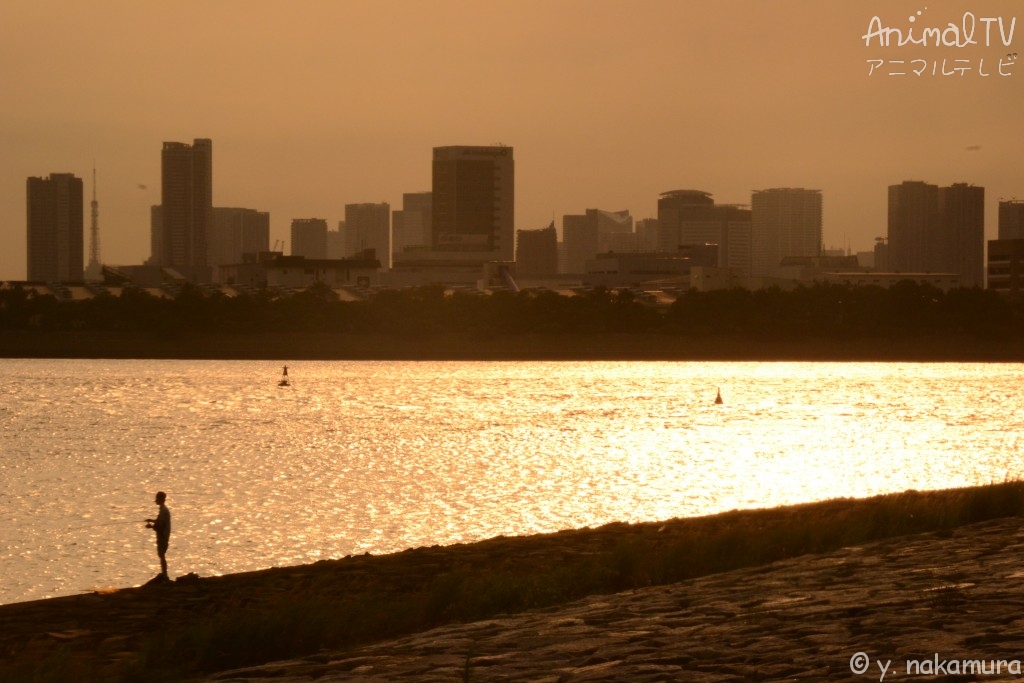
690 266 961 292
584 247 717 288
220 252 380 290
821 272 962 291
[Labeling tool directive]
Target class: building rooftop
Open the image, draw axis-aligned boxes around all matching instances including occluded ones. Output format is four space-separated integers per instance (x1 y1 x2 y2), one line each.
659 189 712 199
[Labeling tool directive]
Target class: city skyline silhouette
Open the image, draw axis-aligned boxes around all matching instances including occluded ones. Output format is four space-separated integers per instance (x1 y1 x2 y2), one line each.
2 0 1022 281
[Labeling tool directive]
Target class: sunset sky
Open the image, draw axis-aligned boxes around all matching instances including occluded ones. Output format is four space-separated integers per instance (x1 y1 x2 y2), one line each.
2 0 1022 280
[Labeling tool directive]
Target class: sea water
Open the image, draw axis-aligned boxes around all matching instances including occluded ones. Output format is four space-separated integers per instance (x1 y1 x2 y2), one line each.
1 359 1021 604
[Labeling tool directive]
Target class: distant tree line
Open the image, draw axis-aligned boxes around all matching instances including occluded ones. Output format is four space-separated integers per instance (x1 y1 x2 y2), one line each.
0 281 1022 340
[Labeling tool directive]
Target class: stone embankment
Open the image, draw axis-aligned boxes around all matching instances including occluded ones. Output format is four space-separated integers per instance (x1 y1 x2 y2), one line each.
206 517 1024 682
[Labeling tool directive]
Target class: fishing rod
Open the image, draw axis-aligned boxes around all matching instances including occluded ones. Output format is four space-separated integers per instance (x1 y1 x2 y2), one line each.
50 493 208 535
59 519 149 534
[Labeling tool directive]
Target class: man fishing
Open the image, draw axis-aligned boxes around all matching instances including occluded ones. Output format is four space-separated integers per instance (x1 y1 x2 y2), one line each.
144 491 171 580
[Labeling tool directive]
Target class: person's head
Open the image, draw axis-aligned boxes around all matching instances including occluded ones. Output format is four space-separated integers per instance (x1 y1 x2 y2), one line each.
155 491 166 505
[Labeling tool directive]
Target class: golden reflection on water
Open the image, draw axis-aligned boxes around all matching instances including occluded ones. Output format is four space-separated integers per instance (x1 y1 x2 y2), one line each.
0 359 1022 604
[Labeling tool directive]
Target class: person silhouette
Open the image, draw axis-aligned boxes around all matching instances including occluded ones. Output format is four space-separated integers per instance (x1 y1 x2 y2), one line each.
145 491 172 580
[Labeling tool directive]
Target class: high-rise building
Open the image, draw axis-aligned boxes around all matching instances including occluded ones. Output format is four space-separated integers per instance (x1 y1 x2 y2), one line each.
593 209 633 253
606 232 640 252
345 203 391 267
750 188 822 277
991 199 1024 294
723 209 754 276
887 181 940 274
658 190 753 275
159 138 212 280
210 208 270 274
432 145 514 261
635 218 659 252
888 180 984 286
657 190 714 253
561 209 633 274
26 173 84 282
327 222 345 259
938 183 984 288
562 214 599 274
392 192 432 257
149 205 162 265
998 200 1024 240
516 222 558 275
291 218 329 259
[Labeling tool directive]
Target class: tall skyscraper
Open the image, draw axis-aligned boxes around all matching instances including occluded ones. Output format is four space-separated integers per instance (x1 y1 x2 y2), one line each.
887 181 939 274
345 203 391 267
26 173 84 282
432 145 514 261
291 218 329 259
658 190 753 275
159 138 212 280
938 183 984 287
888 180 984 286
750 188 822 277
998 200 1024 240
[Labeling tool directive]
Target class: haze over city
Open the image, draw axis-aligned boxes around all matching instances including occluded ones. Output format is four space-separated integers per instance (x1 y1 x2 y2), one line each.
3 0 1023 281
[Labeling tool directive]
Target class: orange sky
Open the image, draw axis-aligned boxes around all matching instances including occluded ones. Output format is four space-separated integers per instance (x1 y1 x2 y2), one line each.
2 0 1022 279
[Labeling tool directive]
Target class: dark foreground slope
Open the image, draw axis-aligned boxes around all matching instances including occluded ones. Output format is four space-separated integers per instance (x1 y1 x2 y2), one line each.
198 515 1024 682
1 482 1022 682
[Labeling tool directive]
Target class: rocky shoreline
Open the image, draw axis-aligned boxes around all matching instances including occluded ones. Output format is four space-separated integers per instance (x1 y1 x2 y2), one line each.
206 516 1024 682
